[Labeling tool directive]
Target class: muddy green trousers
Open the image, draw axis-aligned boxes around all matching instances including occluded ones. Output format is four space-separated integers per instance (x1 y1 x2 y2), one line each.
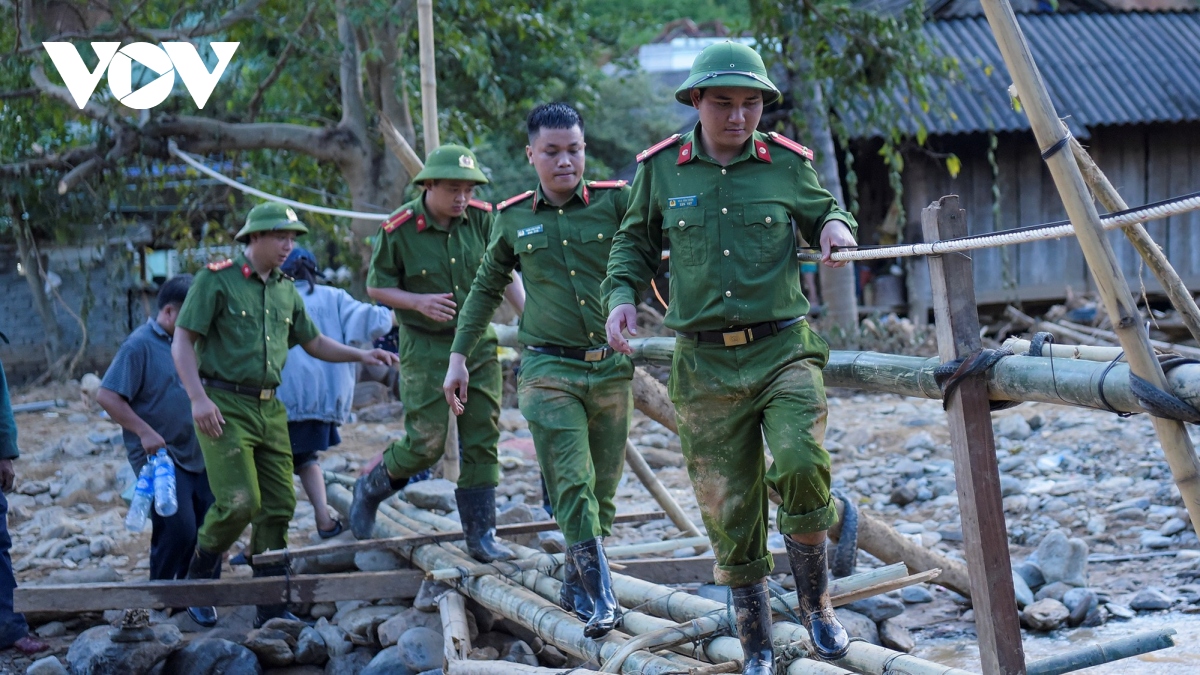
196 388 295 556
518 351 633 546
670 320 838 588
383 326 502 488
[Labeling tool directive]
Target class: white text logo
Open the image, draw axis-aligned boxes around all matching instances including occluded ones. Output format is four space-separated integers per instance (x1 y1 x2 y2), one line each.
43 42 239 110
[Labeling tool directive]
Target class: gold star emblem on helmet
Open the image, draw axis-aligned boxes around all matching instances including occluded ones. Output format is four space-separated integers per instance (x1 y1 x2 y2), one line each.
285 208 298 221
458 155 476 169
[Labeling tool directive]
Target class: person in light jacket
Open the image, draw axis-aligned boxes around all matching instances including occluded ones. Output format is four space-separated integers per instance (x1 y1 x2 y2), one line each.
276 247 395 538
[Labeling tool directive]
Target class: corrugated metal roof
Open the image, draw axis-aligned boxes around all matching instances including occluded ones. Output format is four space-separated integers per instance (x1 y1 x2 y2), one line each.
844 11 1200 139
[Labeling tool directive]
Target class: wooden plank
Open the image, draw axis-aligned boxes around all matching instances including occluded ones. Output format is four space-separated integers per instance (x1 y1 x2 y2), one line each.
924 195 1026 675
15 569 426 613
613 552 789 586
252 511 667 566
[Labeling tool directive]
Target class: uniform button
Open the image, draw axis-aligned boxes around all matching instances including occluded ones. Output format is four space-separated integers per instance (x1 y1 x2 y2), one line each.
597 233 604 240
455 285 460 290
422 269 427 275
266 335 271 340
570 270 576 276
589 332 595 339
562 240 568 246
721 207 728 215
265 309 269 314
724 249 730 256
580 299 586 306
558 209 564 215
527 244 533 250
450 257 456 264
721 169 727 175
765 216 773 224
241 311 246 316
725 291 732 297
678 220 685 226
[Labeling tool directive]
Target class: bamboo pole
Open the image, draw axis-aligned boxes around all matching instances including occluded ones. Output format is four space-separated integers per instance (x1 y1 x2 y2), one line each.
417 0 439 155
1057 319 1200 360
443 410 461 483
632 367 678 434
1024 629 1177 675
979 0 1200 539
625 441 705 543
428 536 713 581
1068 134 1200 345
380 112 425 179
438 588 472 665
1003 337 1125 362
447 663 589 675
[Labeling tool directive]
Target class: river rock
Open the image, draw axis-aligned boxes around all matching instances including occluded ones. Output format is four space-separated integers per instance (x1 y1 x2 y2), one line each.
244 627 295 667
1034 581 1074 602
378 607 443 647
900 585 933 604
48 564 122 584
904 432 936 452
339 605 403 642
1161 517 1188 536
843 595 904 622
878 619 914 653
503 640 538 666
996 415 1032 440
495 502 540 547
356 401 405 423
1012 572 1034 608
294 627 329 666
1021 598 1069 631
1014 561 1045 590
35 621 67 638
397 627 442 672
1031 530 1087 586
1129 588 1172 611
640 448 686 468
25 656 67 675
833 609 880 646
1106 602 1136 620
66 624 183 675
89 536 114 557
1063 588 1098 627
162 638 260 675
414 580 453 612
889 485 917 506
262 618 309 642
403 479 458 512
323 650 375 675
360 646 413 675
313 618 353 657
1141 533 1174 549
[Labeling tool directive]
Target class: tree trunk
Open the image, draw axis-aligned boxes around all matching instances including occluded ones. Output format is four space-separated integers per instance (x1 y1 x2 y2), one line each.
9 198 63 368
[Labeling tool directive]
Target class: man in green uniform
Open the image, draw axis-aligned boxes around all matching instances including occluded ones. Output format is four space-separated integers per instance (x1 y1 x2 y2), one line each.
445 103 631 638
603 42 859 671
173 202 398 628
349 145 524 563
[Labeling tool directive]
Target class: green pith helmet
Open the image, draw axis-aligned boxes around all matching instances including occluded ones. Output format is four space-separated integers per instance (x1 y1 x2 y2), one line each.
674 41 782 106
234 202 310 243
412 144 489 185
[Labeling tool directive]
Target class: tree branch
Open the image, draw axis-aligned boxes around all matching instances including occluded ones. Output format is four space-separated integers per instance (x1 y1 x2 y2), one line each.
0 146 100 177
144 116 356 164
335 0 368 143
23 0 268 48
246 3 318 122
29 64 128 133
0 87 39 100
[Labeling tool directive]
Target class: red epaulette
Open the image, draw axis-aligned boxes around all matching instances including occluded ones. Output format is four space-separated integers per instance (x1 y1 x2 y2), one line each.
767 132 815 161
587 180 628 189
496 190 535 212
380 209 414 234
636 134 681 163
468 198 493 212
206 259 233 272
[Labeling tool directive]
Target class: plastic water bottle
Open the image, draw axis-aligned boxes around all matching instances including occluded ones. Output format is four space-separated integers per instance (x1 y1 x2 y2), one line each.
124 462 155 531
153 449 178 517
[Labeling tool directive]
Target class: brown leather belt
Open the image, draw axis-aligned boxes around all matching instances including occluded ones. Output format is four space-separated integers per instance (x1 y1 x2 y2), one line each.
201 378 275 400
677 317 804 347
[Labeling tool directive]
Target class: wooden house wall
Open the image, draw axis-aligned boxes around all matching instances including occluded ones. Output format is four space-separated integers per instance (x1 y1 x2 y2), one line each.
882 122 1200 308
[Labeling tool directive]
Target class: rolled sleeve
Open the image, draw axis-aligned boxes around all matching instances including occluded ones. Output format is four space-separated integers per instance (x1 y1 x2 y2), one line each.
176 270 220 336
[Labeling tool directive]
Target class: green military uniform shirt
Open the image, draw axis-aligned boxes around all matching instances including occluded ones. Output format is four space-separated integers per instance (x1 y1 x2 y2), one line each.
176 253 321 389
603 125 858 332
367 195 494 334
453 180 630 355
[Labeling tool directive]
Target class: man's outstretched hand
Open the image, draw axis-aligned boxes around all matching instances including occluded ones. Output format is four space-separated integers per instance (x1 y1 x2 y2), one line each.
605 303 639 356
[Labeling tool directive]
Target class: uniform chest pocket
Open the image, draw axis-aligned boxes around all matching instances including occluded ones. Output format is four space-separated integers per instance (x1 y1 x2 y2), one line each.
577 222 616 246
664 207 707 267
515 233 551 281
744 204 792 264
226 305 261 341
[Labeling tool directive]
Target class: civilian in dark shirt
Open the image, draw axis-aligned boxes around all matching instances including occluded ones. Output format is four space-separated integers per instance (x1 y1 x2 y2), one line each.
97 275 219 622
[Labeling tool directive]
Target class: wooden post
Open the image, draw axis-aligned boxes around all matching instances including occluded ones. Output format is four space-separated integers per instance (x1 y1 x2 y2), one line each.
923 196 1026 675
979 0 1200 539
417 0 440 155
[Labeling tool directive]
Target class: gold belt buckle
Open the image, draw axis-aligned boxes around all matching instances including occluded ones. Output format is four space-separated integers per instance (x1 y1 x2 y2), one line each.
584 348 606 362
259 388 274 401
723 330 750 347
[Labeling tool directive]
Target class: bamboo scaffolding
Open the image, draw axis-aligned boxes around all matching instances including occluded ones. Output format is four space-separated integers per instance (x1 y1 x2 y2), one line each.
1068 134 1200 345
979 0 1200 543
428 536 713 582
1003 337 1125 362
438 587 472 665
1057 319 1200 360
1024 628 1177 675
625 440 706 544
416 0 439 154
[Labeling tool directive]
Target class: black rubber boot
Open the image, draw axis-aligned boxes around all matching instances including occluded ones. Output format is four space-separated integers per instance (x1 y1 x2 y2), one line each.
184 548 221 627
785 537 850 660
730 580 775 675
558 550 594 622
570 538 620 638
252 563 302 628
350 460 407 540
454 486 515 562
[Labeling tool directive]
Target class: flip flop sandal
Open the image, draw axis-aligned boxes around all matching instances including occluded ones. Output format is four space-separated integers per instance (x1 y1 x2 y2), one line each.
318 519 345 539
